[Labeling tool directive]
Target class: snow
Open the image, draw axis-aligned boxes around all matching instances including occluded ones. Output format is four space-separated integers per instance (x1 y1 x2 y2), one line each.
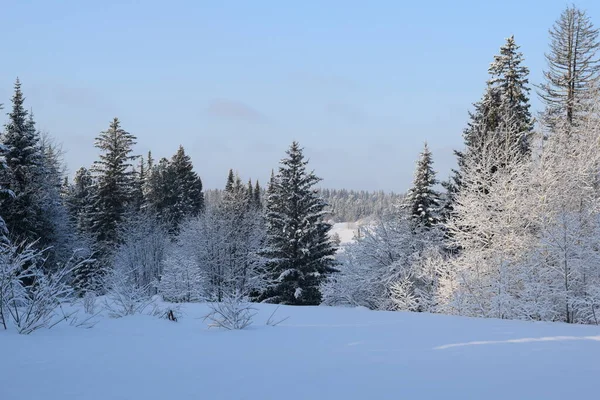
2 303 600 399
330 222 359 244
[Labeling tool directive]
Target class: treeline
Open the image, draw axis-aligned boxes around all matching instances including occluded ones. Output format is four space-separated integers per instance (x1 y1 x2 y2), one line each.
0 86 337 332
205 188 402 223
326 6 600 324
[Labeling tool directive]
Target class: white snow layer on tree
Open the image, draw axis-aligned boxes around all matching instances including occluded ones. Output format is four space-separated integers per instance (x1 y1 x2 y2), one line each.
1 302 600 400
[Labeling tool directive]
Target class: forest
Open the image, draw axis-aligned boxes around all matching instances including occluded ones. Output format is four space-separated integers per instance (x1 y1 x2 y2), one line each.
1 5 600 335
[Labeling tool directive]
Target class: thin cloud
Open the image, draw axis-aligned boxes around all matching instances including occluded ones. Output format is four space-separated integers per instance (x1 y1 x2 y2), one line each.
207 99 266 122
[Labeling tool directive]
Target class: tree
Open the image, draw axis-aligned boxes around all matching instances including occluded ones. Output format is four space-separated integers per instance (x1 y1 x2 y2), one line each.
0 79 44 244
253 180 262 210
162 200 266 302
445 36 533 215
144 146 203 234
488 35 534 154
169 145 204 229
36 134 74 267
260 141 337 305
404 143 440 230
90 118 137 254
66 167 95 235
538 6 600 130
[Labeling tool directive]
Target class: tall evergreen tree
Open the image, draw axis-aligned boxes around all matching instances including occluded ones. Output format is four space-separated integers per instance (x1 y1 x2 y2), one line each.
260 141 337 305
144 146 203 233
0 79 45 244
170 145 204 224
538 6 600 130
488 35 534 154
90 118 137 249
404 143 441 230
444 37 532 215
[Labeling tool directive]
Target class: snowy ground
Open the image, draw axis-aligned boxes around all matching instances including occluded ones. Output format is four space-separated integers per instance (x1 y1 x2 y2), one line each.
2 303 600 400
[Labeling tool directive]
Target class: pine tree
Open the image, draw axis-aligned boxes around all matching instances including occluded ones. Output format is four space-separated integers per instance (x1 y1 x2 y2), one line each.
538 6 600 130
260 141 337 305
405 143 441 230
90 118 137 249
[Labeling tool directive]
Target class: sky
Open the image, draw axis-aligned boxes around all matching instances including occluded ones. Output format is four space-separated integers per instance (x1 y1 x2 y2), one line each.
1 0 599 192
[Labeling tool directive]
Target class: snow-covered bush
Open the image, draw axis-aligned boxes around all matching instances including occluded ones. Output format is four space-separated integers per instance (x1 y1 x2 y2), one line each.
0 243 84 334
389 275 418 311
323 213 444 311
102 265 153 318
114 214 168 295
161 204 266 302
204 291 257 330
158 248 203 303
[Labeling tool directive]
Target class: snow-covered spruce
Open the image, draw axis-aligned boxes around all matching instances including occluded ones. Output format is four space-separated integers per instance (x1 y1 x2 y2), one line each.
260 141 337 305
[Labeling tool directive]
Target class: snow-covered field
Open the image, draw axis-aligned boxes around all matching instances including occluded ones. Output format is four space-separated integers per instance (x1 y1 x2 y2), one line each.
2 303 600 400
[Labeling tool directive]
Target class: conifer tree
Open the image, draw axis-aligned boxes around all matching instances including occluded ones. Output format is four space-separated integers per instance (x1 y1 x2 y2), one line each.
0 79 45 244
66 167 95 235
170 145 204 224
247 179 254 207
260 141 337 305
488 35 533 154
538 6 600 130
445 37 532 214
405 143 441 230
90 118 137 249
253 180 262 210
144 146 203 234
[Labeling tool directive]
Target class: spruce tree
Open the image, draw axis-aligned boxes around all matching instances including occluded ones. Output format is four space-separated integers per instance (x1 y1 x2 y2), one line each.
145 157 176 224
0 79 45 244
144 146 203 234
260 141 337 305
488 35 533 154
445 37 532 213
170 145 204 225
538 6 600 130
404 143 441 230
90 118 137 249
253 180 262 210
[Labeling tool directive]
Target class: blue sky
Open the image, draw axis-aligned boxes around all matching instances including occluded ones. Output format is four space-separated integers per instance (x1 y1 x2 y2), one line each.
1 1 599 192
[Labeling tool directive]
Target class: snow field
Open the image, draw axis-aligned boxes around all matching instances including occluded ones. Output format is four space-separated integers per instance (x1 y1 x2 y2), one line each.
2 302 600 400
